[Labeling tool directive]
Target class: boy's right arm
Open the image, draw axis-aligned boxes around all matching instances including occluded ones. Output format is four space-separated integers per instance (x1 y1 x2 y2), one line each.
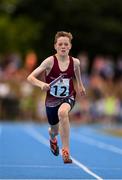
27 57 52 91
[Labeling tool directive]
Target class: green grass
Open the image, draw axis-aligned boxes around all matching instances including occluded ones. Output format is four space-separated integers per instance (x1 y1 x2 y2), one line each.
103 128 122 137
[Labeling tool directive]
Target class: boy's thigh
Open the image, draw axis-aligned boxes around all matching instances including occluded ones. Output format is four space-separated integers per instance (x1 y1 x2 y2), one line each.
46 105 60 125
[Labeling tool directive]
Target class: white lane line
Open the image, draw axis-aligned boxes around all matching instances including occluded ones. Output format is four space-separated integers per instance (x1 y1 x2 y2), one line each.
1 164 121 170
71 132 122 155
23 126 103 180
71 157 103 180
0 164 78 169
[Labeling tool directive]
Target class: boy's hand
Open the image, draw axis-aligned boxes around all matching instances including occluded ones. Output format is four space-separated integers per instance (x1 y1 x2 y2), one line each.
78 86 86 96
41 82 50 91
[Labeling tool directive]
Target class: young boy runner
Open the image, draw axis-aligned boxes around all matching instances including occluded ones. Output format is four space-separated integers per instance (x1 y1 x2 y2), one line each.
27 31 86 163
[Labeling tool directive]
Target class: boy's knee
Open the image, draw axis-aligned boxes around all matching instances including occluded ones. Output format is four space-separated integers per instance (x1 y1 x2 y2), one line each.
58 109 68 119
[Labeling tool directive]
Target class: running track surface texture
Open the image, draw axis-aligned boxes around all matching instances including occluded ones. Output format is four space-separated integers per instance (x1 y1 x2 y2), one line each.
0 122 122 180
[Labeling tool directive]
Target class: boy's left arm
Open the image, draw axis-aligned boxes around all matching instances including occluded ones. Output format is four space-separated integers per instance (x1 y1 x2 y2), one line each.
74 58 86 96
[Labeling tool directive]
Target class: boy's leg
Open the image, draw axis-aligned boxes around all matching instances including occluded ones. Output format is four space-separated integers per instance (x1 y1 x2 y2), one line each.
58 103 72 163
49 124 59 156
48 124 59 140
46 106 60 156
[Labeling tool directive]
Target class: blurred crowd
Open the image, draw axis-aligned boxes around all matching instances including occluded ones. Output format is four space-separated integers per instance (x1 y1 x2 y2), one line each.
0 51 122 124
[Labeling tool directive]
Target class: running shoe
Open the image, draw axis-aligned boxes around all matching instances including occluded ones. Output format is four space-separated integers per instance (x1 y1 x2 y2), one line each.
62 148 72 163
50 138 59 156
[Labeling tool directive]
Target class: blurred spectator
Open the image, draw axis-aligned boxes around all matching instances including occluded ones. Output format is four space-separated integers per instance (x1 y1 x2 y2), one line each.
36 92 47 122
91 55 105 75
0 52 22 81
77 51 89 87
91 55 114 79
115 55 122 81
16 51 38 81
0 81 20 120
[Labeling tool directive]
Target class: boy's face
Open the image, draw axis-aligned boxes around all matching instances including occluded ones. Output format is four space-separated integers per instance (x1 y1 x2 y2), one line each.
54 36 72 57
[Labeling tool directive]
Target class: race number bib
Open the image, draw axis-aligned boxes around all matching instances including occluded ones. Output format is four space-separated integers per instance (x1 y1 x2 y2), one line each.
50 78 70 97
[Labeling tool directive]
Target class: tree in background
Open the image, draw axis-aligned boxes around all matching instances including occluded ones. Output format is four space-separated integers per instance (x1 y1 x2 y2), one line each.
0 0 122 61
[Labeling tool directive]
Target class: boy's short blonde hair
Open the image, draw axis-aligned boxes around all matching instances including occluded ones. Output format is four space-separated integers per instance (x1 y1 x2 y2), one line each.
54 31 73 44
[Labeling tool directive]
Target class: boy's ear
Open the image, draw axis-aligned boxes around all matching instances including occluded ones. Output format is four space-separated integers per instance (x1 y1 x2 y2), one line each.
54 44 56 50
69 43 72 50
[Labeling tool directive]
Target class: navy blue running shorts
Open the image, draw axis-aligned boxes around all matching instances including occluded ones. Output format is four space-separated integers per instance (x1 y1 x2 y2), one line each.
46 98 75 125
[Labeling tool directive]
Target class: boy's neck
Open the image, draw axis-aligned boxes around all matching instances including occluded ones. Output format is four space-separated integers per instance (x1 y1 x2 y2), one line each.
56 54 69 61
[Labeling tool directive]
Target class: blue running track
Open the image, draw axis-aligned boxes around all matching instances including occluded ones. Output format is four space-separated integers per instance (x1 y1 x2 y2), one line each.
0 122 122 179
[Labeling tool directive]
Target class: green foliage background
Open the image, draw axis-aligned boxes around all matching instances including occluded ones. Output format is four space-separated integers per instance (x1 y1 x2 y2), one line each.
0 0 122 60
